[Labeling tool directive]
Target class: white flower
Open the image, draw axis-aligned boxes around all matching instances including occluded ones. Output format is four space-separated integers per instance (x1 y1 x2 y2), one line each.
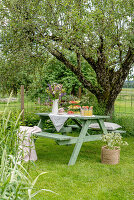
101 132 128 150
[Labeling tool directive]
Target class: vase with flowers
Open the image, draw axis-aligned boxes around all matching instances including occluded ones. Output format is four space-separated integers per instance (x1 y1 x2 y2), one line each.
46 83 66 114
101 132 128 165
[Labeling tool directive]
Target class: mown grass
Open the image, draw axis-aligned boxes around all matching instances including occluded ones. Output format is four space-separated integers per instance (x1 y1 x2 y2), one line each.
114 101 134 114
114 88 134 114
27 136 134 200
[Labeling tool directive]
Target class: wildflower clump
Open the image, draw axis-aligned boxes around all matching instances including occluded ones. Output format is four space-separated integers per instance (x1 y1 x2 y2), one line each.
102 132 128 150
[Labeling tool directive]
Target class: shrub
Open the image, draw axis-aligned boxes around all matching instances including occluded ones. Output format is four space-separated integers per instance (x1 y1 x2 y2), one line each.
112 114 134 136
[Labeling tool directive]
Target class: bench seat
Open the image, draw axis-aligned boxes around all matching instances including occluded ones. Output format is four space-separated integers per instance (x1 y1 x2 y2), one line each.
67 125 126 133
33 132 74 141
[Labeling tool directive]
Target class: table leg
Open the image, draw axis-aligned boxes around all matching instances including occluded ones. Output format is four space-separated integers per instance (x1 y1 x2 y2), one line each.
38 119 43 129
97 119 108 135
68 120 92 166
72 119 83 128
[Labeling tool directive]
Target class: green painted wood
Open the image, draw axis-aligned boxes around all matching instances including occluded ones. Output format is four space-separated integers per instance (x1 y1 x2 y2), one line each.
97 119 108 135
109 130 126 133
57 134 102 145
60 126 72 133
67 125 80 129
37 116 49 130
36 113 110 120
72 119 82 128
37 119 43 129
68 120 92 166
33 132 74 141
35 112 110 166
57 137 78 145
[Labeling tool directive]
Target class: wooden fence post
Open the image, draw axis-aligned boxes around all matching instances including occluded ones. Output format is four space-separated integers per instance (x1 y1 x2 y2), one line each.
38 97 41 105
21 85 24 121
131 95 133 108
78 87 82 99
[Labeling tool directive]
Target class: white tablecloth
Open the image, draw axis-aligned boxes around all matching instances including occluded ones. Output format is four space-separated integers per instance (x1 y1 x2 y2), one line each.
48 113 69 132
48 113 95 132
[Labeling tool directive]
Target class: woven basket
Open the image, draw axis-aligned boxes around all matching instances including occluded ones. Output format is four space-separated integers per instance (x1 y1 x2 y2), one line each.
101 146 120 165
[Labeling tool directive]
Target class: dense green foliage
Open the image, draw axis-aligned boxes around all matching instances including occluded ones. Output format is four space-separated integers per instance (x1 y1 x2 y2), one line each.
28 56 96 100
0 0 134 114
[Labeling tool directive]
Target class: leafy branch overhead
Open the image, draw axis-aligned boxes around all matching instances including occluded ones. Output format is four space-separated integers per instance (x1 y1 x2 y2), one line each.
36 0 134 100
1 0 134 114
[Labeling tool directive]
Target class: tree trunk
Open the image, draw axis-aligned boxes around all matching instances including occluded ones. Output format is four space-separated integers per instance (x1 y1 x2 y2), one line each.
97 95 115 116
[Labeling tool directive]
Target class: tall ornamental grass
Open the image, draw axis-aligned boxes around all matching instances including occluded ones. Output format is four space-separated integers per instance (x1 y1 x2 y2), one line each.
0 93 22 158
0 148 54 199
0 95 54 199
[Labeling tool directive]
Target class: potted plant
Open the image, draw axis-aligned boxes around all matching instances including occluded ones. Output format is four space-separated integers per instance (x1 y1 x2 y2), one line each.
101 132 128 165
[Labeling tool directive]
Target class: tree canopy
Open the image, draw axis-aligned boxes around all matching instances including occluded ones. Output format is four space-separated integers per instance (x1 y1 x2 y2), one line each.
0 0 134 114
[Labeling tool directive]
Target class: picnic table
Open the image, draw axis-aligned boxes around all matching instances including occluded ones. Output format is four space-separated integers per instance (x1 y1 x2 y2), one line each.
34 113 110 166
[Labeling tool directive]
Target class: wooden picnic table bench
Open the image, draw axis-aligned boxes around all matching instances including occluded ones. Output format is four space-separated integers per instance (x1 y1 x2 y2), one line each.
34 113 110 166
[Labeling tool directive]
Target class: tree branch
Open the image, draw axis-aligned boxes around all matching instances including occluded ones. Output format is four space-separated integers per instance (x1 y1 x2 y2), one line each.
97 35 106 66
76 51 81 71
46 47 101 96
121 47 134 70
111 47 134 93
36 27 98 71
81 52 97 72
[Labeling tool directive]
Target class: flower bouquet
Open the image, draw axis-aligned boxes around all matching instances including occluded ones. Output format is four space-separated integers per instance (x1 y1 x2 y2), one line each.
46 83 66 100
46 83 66 114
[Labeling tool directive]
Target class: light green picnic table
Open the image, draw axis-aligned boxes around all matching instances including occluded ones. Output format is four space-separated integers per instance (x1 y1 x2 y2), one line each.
34 113 110 166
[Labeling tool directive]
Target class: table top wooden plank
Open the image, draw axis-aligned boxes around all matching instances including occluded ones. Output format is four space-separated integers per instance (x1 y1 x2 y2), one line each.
36 113 110 120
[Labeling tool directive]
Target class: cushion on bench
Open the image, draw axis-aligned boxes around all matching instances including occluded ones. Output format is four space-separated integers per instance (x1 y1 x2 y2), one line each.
89 122 122 131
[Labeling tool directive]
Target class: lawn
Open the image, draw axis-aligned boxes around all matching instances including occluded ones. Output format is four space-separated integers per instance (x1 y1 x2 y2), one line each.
27 136 134 200
114 88 134 114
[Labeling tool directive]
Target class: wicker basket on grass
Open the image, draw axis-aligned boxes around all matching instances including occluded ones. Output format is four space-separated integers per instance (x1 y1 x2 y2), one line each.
101 146 120 165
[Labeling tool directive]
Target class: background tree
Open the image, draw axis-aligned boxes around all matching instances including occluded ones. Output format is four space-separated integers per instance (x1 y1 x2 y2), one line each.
28 55 96 100
0 0 47 95
1 0 134 114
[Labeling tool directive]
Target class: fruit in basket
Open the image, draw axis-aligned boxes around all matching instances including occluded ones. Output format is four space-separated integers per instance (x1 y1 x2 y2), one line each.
69 101 80 104
67 111 74 114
